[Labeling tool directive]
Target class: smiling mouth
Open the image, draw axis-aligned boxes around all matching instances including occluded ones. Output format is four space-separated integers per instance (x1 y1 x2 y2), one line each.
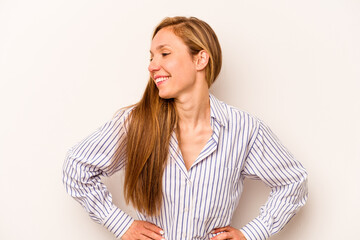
155 76 170 84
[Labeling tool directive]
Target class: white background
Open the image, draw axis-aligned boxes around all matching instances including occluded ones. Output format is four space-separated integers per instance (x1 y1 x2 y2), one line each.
1 0 359 239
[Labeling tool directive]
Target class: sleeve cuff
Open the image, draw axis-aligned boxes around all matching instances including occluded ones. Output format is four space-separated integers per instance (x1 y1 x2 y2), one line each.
240 217 271 240
103 207 134 239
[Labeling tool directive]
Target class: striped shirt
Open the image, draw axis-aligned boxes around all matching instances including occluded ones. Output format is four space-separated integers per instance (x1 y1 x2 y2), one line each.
62 94 308 240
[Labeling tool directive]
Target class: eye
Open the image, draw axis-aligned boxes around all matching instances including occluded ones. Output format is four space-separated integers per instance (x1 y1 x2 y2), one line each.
162 53 170 57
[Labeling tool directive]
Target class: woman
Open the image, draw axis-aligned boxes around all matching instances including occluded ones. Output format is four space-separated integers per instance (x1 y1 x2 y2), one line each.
63 16 308 240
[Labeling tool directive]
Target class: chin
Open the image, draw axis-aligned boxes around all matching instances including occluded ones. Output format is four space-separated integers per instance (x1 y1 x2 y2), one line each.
158 91 175 100
158 94 173 100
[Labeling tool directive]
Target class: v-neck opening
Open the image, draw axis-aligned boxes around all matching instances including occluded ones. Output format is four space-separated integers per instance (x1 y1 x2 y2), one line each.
169 118 221 174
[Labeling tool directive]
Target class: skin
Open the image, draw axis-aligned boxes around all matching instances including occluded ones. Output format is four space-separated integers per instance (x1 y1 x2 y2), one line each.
121 220 165 240
211 226 247 240
149 28 213 170
122 27 247 240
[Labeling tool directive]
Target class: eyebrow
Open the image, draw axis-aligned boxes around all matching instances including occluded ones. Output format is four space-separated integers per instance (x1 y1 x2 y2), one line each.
150 44 171 54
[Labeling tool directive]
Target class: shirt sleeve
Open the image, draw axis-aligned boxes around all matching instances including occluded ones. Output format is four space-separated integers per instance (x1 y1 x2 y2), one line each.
62 108 134 239
240 120 308 240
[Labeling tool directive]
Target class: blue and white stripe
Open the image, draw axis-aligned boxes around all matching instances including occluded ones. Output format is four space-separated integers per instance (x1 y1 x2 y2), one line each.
62 94 308 240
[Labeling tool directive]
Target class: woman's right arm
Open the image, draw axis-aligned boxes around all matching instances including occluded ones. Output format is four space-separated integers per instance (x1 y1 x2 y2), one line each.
62 109 134 238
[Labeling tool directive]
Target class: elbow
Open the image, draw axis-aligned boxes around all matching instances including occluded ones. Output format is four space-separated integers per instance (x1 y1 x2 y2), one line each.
297 168 309 207
62 149 75 190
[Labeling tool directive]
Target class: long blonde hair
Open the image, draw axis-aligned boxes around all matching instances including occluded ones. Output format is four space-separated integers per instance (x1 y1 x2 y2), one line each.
121 16 222 216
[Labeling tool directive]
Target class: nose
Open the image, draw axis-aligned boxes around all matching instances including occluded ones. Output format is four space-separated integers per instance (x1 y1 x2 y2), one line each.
148 58 161 73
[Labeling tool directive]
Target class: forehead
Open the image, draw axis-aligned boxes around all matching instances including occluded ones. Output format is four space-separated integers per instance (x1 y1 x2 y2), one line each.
150 28 187 52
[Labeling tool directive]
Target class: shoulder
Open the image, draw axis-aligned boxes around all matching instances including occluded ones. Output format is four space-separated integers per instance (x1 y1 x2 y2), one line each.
111 105 135 125
211 95 260 129
84 106 135 138
68 106 135 154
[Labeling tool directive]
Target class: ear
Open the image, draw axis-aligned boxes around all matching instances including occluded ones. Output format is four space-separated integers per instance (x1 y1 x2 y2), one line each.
195 50 209 71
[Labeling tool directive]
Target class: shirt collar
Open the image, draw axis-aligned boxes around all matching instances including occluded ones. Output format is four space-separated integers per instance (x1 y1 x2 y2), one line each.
209 93 228 128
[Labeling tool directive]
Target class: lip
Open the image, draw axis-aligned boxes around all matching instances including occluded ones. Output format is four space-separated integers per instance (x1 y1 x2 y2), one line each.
154 75 170 80
154 75 170 86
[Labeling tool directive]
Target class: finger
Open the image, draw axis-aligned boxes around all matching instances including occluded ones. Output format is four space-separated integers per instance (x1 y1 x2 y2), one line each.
138 234 153 240
212 226 230 234
141 228 165 240
211 231 232 240
143 222 165 236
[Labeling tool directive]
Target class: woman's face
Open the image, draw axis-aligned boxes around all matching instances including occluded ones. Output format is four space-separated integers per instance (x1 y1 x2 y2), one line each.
148 28 198 99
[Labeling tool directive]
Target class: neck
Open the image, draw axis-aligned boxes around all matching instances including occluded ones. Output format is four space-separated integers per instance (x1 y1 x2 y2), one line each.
175 88 210 130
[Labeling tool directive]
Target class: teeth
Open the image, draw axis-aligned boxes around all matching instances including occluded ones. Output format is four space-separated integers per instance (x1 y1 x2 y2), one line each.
156 77 169 83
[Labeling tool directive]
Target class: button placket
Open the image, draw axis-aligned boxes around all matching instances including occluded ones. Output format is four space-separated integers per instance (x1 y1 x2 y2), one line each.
186 176 196 240
184 178 191 213
184 178 192 214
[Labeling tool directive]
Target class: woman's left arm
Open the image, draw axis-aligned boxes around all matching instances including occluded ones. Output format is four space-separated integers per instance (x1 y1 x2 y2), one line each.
239 120 308 240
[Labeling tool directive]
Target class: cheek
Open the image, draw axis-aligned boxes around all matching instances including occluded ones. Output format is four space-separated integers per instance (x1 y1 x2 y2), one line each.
165 61 178 73
170 58 195 78
166 54 195 74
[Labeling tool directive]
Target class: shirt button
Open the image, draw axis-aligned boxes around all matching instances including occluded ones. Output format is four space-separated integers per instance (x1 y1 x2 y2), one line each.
184 207 188 212
182 233 186 238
